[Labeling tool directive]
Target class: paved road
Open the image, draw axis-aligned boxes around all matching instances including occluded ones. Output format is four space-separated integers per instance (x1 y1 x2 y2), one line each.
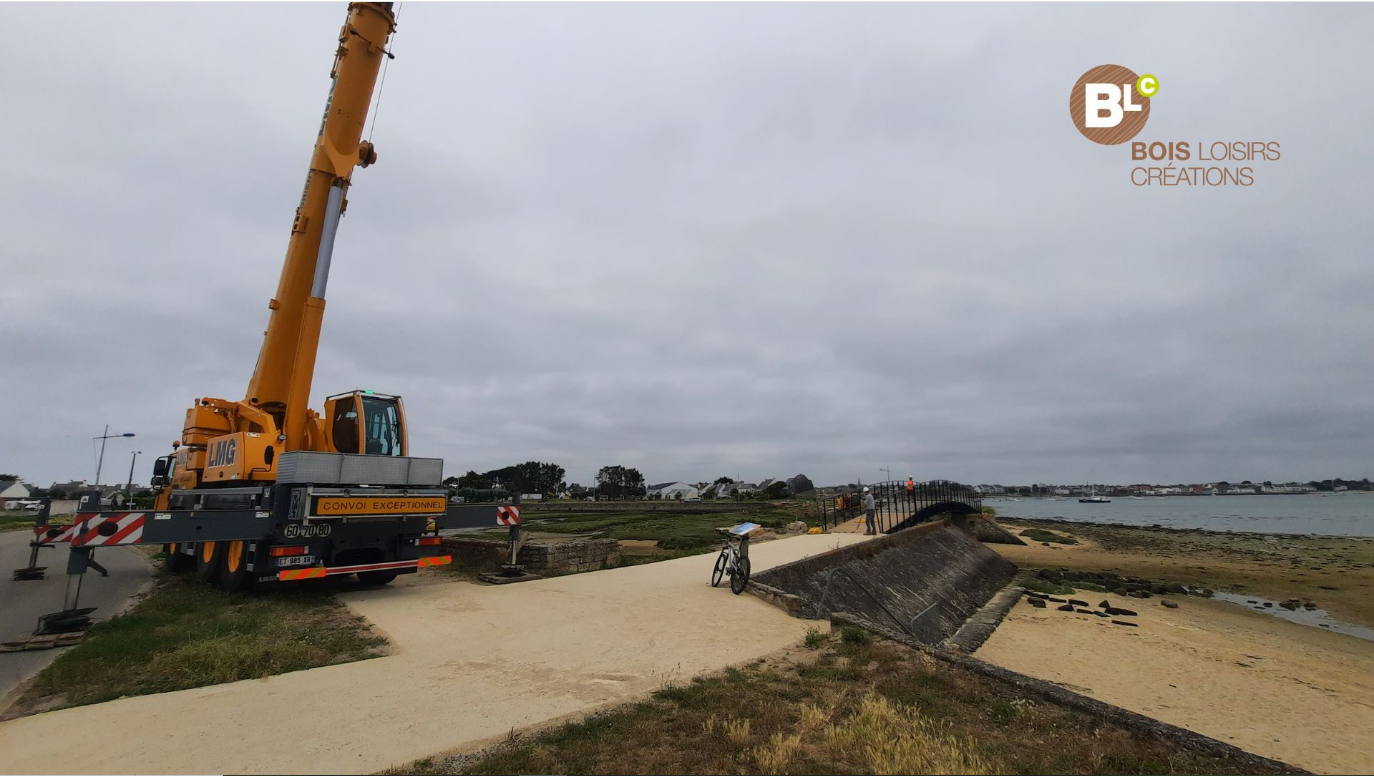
0 532 869 775
0 530 153 706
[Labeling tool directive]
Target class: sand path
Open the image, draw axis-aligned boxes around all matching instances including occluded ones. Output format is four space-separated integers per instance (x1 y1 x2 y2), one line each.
0 532 868 775
977 591 1374 774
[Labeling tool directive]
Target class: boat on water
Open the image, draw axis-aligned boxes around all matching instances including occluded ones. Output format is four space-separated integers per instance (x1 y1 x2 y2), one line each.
1078 483 1111 503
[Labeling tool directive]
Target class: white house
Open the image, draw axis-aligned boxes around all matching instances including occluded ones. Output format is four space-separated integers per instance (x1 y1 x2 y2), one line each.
0 479 32 500
647 482 700 501
713 482 758 498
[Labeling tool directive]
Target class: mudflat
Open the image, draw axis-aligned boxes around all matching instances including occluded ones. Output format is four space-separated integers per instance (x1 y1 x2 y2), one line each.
995 518 1374 625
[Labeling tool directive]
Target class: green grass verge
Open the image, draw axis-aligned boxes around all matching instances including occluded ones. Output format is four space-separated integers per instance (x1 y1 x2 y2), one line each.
11 572 387 714
0 511 37 532
526 507 804 553
393 634 1286 776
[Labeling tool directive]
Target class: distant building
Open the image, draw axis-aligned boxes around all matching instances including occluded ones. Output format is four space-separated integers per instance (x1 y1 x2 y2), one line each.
785 474 815 495
646 482 699 500
47 480 91 499
757 478 796 497
0 479 32 500
710 481 757 499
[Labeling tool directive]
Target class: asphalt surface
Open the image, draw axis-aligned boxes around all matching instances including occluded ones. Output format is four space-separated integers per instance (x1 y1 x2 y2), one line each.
0 529 152 706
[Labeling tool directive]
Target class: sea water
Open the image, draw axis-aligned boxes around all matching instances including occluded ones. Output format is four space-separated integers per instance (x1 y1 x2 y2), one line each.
991 493 1374 538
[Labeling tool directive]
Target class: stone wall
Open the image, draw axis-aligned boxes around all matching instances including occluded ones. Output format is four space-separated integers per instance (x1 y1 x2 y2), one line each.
750 519 1018 644
441 536 622 576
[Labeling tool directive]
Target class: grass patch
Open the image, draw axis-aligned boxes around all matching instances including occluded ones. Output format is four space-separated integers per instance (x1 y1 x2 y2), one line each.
399 633 1287 775
10 572 387 715
1069 581 1109 593
1020 528 1079 545
839 625 870 645
1020 577 1075 596
0 511 38 531
522 506 807 554
802 628 828 649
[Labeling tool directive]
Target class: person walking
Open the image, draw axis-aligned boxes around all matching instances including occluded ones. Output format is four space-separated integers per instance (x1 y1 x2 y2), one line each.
863 487 876 535
906 477 916 510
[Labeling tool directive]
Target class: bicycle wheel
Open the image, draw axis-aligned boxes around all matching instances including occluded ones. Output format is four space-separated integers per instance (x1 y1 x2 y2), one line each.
730 556 751 594
711 550 728 587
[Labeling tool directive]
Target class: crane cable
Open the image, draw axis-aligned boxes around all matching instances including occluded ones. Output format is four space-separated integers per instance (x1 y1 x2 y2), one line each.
367 1 401 144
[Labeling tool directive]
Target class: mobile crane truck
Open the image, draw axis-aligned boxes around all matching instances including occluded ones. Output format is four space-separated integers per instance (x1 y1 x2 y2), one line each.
19 3 513 626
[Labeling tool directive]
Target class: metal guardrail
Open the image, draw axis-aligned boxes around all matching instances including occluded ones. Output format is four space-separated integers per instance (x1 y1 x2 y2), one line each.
808 480 982 533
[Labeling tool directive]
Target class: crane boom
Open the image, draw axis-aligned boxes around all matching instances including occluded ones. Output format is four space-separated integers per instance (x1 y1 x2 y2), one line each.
244 1 396 452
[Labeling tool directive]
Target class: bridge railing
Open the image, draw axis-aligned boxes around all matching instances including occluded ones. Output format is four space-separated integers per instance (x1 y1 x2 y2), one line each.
810 480 982 533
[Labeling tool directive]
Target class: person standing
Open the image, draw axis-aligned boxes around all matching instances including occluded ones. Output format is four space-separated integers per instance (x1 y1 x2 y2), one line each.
863 487 876 535
906 477 916 510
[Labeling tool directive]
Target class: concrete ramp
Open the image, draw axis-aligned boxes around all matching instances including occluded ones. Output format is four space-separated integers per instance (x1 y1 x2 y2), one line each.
750 520 1018 644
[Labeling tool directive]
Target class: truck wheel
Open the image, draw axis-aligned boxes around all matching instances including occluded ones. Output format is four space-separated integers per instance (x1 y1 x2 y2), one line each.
164 543 193 573
357 570 399 586
195 541 223 584
218 540 256 593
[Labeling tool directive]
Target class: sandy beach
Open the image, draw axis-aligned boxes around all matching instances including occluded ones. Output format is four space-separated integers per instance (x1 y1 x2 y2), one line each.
979 523 1374 775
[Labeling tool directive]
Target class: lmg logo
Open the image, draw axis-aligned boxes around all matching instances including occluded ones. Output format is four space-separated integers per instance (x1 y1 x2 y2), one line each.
1069 65 1158 145
208 438 238 468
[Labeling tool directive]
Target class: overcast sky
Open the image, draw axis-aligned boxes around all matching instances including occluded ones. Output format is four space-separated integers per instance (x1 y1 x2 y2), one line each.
3 2 1371 489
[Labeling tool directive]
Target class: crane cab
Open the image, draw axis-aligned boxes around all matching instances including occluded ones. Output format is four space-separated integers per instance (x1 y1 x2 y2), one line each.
324 390 408 457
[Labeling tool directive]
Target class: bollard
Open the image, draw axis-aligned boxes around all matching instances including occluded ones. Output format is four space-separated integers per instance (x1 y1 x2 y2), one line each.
12 497 54 581
33 491 104 634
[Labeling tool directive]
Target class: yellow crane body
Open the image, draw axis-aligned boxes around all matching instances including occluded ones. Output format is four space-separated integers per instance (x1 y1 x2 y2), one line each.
165 2 399 497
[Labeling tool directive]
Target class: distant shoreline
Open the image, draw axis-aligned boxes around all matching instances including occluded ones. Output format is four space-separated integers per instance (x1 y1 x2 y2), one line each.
997 514 1374 542
986 491 1370 499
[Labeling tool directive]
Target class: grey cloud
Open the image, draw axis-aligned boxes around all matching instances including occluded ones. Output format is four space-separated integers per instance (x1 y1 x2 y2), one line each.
3 2 1371 490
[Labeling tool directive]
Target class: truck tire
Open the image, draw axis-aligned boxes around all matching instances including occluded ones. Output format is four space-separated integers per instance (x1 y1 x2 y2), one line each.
164 543 193 573
357 570 399 586
195 541 223 584
218 540 256 593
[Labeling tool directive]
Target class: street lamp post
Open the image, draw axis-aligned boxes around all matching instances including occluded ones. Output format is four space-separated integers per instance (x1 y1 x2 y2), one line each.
94 425 136 486
126 450 142 502
879 466 892 482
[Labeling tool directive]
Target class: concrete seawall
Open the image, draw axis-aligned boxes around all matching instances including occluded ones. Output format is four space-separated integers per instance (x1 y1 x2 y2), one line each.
750 519 1019 644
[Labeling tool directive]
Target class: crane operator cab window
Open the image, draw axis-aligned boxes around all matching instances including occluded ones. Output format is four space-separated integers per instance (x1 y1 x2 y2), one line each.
331 396 361 453
327 391 405 456
361 394 404 455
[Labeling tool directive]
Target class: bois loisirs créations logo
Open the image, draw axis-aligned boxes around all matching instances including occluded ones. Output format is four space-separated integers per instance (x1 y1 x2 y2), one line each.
1069 64 1281 187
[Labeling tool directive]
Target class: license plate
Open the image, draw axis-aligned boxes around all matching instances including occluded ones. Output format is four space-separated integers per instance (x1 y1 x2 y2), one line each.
275 556 317 568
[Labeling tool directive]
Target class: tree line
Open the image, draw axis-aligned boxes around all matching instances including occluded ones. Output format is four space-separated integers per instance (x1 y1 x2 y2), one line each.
440 462 648 501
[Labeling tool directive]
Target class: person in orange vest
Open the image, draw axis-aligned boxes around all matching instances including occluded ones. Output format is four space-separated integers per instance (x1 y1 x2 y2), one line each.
906 477 916 509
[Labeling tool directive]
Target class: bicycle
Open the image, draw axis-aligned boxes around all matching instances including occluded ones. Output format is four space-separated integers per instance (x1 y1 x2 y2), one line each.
711 524 755 594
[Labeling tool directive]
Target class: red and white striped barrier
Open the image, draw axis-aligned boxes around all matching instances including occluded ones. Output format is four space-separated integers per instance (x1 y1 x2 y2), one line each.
69 513 148 548
496 506 520 526
31 523 78 545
